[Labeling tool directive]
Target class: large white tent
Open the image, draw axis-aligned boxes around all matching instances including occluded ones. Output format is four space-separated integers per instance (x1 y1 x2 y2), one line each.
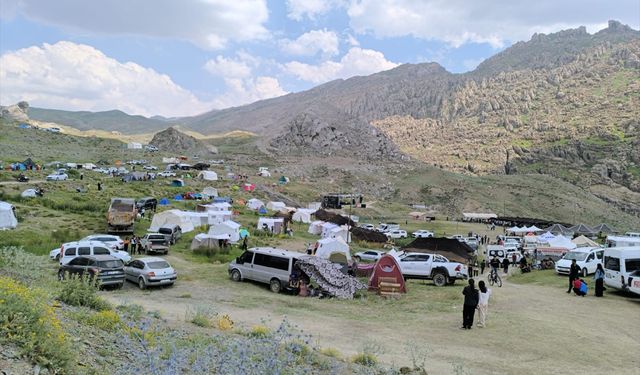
190 233 224 250
149 209 195 233
208 220 241 243
308 220 324 235
208 210 233 225
292 208 315 223
266 201 286 211
321 222 339 238
197 171 218 181
313 237 352 264
546 235 577 250
246 198 265 210
257 217 284 234
0 201 17 230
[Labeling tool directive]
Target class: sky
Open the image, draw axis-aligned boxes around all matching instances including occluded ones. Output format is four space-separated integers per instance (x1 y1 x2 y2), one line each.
0 0 638 117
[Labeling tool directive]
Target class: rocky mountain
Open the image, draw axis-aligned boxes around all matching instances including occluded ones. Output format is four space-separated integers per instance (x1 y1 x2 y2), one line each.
149 127 217 156
0 101 29 122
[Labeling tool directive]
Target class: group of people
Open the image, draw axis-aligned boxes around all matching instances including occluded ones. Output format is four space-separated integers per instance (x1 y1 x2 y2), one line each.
123 236 145 255
567 259 605 297
462 278 492 329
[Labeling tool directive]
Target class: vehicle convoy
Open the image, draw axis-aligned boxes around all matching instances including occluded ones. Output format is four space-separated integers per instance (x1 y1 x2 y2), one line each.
107 198 136 234
555 247 604 277
389 250 468 286
140 233 170 255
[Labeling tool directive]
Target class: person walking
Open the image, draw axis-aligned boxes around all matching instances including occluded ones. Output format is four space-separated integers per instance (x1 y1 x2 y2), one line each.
476 280 492 328
462 279 479 329
241 235 248 251
136 236 143 255
567 259 580 293
123 237 130 252
480 259 486 275
593 263 605 297
502 257 509 275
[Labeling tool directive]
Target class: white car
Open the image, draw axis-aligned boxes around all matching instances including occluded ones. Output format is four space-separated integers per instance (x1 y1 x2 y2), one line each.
412 230 434 238
360 224 375 231
555 247 604 277
94 168 109 174
46 172 68 181
59 240 131 265
390 250 468 286
80 234 124 250
353 250 385 262
143 165 158 170
158 171 177 177
386 229 408 239
124 257 177 289
49 247 62 261
448 234 465 241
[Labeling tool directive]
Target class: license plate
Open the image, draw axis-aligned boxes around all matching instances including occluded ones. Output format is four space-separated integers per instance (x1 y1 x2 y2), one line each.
160 279 171 283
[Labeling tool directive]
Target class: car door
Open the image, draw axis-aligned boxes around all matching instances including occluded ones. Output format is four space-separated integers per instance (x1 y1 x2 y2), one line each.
125 260 142 281
67 257 88 276
585 252 597 273
61 246 78 265
399 255 421 276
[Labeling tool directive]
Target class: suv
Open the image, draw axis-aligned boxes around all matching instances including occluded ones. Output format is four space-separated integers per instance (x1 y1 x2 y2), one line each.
228 247 300 293
386 229 408 239
140 233 169 254
390 250 468 286
158 225 182 245
136 197 158 211
58 255 125 288
412 230 434 238
59 240 131 265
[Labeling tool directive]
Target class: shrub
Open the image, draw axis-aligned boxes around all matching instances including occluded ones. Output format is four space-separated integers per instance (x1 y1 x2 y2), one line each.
185 305 215 328
215 314 234 331
249 324 271 338
85 310 122 331
352 352 378 367
0 276 75 372
320 347 341 358
57 275 111 311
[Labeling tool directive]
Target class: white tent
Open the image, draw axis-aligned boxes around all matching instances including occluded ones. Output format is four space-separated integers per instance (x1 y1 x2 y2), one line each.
199 202 231 212
246 198 265 210
321 222 339 238
208 220 241 243
546 235 577 250
162 157 179 164
507 226 522 233
207 210 233 225
266 201 286 211
190 233 223 250
0 201 17 230
127 142 142 149
202 187 218 198
329 225 350 243
526 225 543 233
572 235 600 248
197 170 218 181
313 237 351 264
258 170 271 177
82 163 97 170
20 189 38 198
183 211 209 228
149 209 195 233
257 217 284 234
537 231 556 241
308 220 324 235
292 208 315 223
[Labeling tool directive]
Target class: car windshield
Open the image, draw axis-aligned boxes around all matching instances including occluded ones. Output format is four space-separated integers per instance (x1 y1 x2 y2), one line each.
98 260 123 268
150 237 165 243
147 261 171 269
563 252 588 261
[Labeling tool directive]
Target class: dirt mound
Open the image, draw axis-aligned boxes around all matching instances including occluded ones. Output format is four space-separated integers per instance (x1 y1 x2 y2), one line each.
150 127 217 156
314 209 355 226
351 227 388 243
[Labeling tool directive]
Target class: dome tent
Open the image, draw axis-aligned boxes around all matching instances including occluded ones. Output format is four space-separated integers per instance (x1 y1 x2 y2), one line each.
0 201 18 230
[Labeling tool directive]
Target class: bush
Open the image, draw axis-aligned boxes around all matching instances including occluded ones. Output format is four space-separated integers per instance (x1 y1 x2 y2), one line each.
185 305 215 328
249 324 271 338
0 276 75 372
352 352 378 367
320 347 341 358
57 275 111 311
215 314 234 331
85 310 122 331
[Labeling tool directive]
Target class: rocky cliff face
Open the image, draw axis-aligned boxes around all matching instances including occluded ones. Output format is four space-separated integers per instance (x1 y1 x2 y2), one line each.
150 127 217 156
0 101 30 122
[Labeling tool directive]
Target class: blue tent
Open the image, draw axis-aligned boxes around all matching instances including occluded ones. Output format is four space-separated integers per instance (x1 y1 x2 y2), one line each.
174 194 183 201
18 123 30 129
213 196 232 203
258 206 268 215
159 198 170 206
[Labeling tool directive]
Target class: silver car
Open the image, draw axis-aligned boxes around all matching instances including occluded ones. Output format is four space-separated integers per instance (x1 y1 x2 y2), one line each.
124 257 177 289
353 250 385 262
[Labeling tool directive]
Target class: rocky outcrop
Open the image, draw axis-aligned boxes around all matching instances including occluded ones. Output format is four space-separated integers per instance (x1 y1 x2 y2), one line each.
0 101 30 122
150 127 217 156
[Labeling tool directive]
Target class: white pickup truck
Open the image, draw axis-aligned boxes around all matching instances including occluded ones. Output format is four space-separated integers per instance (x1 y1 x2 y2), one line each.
389 250 468 286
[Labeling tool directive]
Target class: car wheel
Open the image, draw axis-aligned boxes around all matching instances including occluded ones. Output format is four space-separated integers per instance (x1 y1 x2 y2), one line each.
582 268 588 278
230 269 242 282
138 277 147 290
432 272 448 287
57 269 65 281
269 279 282 293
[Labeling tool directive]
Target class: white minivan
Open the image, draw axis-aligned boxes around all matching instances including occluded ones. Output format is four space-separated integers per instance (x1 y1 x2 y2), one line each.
603 247 640 291
228 247 300 293
555 247 604 277
60 240 132 265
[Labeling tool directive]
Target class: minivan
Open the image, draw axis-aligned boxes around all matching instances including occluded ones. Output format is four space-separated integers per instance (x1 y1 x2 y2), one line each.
228 247 300 293
60 240 131 265
603 247 640 291
158 225 182 244
555 247 604 277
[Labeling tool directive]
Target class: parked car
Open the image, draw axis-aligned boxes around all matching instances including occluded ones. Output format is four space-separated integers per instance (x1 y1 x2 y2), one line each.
143 165 158 170
412 230 434 238
158 225 182 245
603 247 640 292
58 255 125 288
353 250 385 262
59 240 131 265
448 234 465 241
390 250 468 286
158 171 177 178
136 197 158 211
140 233 169 254
555 247 604 277
80 234 124 250
360 224 375 231
124 257 177 289
145 145 158 152
228 247 300 293
464 237 479 251
49 247 61 261
376 223 399 233
46 172 68 181
386 229 408 239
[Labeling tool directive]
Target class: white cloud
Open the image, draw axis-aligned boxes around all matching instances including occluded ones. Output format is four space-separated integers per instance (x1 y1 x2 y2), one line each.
204 53 287 108
6 0 270 49
280 29 339 56
285 47 398 83
0 41 212 117
346 0 640 48
286 0 343 20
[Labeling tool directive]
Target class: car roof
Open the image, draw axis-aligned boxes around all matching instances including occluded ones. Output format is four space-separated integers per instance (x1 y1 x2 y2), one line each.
135 257 168 263
84 234 119 239
76 254 120 261
62 240 113 247
248 247 302 258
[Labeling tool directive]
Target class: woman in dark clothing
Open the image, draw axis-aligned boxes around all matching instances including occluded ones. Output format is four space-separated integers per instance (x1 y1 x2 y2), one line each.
502 258 509 274
462 279 479 329
593 263 605 297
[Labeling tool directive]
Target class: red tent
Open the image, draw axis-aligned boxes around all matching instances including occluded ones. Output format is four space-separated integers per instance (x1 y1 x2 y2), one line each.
368 255 406 294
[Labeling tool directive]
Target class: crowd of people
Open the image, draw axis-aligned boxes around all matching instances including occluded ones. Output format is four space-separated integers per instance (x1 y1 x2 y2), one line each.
123 236 145 255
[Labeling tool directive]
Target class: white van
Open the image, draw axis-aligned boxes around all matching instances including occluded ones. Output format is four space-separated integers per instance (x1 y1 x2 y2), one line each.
486 245 522 263
555 247 604 277
60 240 132 265
603 247 640 291
228 247 300 293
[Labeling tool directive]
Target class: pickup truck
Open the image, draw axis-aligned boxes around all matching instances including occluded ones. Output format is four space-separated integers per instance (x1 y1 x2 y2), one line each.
389 250 468 286
107 198 136 233
140 233 169 255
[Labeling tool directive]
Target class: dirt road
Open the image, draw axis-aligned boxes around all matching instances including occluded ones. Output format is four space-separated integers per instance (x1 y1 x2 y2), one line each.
102 255 640 374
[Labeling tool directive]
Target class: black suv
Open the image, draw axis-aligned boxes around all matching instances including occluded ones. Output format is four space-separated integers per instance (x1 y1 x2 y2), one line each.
58 255 125 288
136 197 157 211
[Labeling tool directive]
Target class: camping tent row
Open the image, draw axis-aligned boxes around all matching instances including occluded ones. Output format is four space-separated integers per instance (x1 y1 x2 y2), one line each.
150 209 233 233
462 212 498 220
507 225 544 233
0 201 17 230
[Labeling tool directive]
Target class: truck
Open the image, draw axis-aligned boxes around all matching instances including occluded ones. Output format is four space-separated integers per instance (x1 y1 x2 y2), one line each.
107 198 136 234
388 249 468 286
140 233 170 255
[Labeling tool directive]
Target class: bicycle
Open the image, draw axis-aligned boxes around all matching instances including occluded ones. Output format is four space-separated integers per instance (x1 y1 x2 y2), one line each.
488 269 502 287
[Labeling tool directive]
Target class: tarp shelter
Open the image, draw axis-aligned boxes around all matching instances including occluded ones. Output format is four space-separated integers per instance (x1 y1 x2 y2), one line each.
545 235 577 250
243 183 255 192
368 255 406 294
296 256 366 299
313 237 351 265
202 187 218 198
257 217 284 234
572 235 600 248
122 172 147 182
20 189 38 198
159 198 170 206
592 223 616 235
292 208 315 223
149 210 195 233
197 171 218 181
537 231 556 241
127 142 142 149
190 233 222 250
0 201 18 230
246 198 264 210
171 179 185 187
526 225 543 233
545 224 571 235
208 220 241 243
402 237 474 263
308 220 324 235
568 224 596 236
266 201 286 211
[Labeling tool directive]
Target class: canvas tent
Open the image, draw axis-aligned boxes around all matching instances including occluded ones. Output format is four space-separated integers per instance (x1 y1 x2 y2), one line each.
197 171 218 181
190 233 223 250
295 256 366 299
537 231 556 241
266 201 286 211
568 224 596 236
246 198 265 210
308 220 324 235
545 224 571 236
321 222 339 238
572 235 600 248
368 255 406 294
592 223 616 235
202 187 218 198
257 217 284 234
159 198 170 206
313 238 351 265
0 201 18 230
171 179 185 187
149 209 195 233
207 210 233 225
292 208 315 223
127 142 142 149
208 220 241 243
402 238 474 263
183 212 209 227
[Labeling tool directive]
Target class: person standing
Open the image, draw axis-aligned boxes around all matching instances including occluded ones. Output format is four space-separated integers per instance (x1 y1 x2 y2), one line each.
241 235 248 251
136 236 143 255
476 280 492 328
130 236 137 255
123 237 130 253
480 259 486 275
502 257 509 275
462 279 479 329
593 263 605 297
567 259 580 294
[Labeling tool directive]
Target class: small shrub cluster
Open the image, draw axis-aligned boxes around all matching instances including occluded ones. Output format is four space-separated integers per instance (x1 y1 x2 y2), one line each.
57 275 112 311
215 314 234 331
352 352 378 367
85 310 122 331
185 305 216 328
249 324 271 338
